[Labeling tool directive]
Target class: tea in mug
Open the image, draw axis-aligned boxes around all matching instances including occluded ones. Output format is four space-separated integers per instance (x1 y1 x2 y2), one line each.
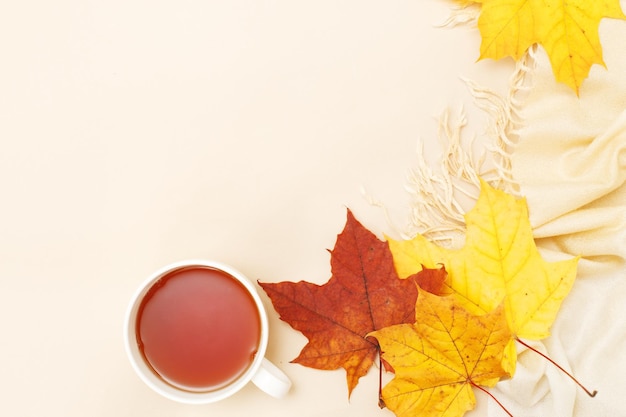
136 266 261 391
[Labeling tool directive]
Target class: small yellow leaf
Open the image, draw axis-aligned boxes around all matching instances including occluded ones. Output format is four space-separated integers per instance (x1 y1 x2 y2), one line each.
389 180 578 341
370 289 512 417
387 233 452 280
471 0 626 93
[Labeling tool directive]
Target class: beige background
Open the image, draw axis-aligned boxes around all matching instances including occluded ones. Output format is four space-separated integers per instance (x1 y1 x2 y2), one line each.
0 1 513 416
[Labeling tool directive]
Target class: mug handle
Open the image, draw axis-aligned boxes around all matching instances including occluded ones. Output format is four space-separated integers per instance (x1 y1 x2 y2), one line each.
251 358 292 398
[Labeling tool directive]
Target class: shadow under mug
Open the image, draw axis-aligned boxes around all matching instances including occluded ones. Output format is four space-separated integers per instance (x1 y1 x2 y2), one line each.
124 259 292 404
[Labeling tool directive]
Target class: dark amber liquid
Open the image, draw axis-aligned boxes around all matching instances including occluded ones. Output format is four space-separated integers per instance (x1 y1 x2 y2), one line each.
136 266 261 391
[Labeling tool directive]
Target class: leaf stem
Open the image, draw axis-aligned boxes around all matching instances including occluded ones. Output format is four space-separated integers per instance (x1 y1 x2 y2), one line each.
470 381 513 417
515 337 597 398
378 355 386 409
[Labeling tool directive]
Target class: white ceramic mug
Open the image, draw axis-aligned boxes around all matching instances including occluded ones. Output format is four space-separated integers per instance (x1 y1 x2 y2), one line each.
124 259 291 404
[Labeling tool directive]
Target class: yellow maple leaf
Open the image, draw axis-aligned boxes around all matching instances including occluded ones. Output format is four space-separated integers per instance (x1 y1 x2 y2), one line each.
369 289 512 417
461 0 626 94
388 180 578 342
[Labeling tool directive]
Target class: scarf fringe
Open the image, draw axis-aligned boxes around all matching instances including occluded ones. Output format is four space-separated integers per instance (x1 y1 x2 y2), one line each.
463 45 538 195
368 49 538 246
365 10 538 245
437 2 481 29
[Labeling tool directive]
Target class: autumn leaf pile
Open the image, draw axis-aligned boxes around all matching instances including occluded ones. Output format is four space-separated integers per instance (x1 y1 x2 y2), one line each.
260 181 581 417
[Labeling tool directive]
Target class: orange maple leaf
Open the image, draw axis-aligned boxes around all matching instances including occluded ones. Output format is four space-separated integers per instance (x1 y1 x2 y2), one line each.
259 210 445 396
370 288 513 417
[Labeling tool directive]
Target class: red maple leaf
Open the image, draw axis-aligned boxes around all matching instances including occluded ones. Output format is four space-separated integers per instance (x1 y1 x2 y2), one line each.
259 209 445 396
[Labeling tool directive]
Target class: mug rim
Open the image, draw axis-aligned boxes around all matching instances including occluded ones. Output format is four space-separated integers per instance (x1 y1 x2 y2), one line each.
123 259 269 404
